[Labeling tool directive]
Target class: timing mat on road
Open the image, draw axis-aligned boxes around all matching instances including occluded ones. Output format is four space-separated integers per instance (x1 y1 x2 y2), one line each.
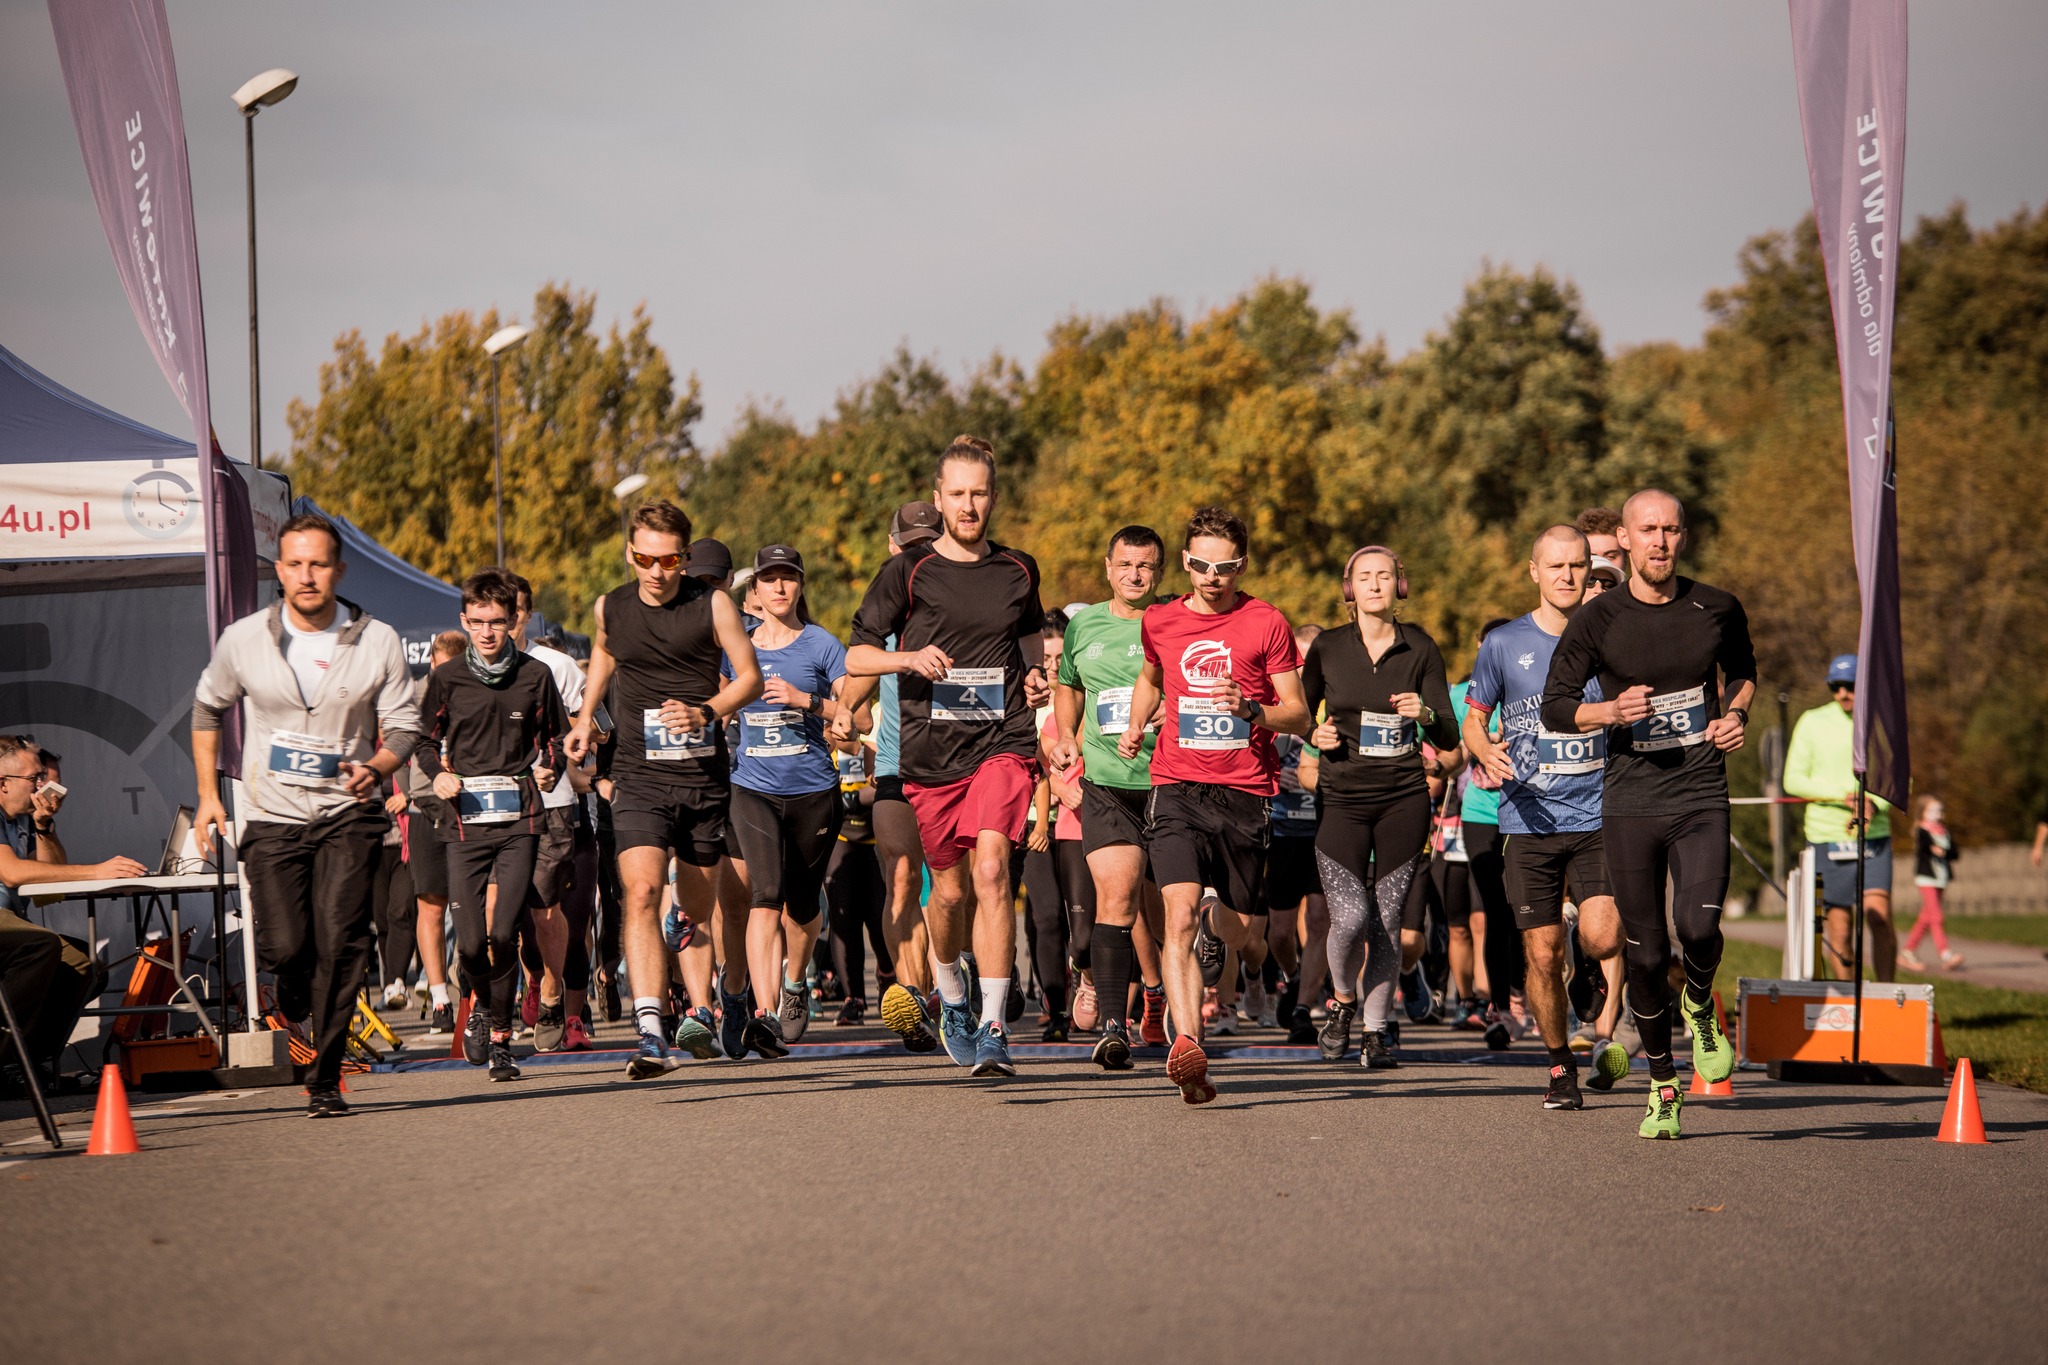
374 1041 1569 1072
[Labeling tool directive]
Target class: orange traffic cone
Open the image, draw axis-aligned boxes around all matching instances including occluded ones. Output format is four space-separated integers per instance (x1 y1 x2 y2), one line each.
446 995 471 1060
1934 1057 1987 1145
85 1064 140 1156
1688 1069 1734 1097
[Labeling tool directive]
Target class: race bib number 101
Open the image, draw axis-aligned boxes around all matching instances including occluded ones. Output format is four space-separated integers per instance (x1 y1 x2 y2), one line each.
1630 685 1710 753
1536 727 1606 775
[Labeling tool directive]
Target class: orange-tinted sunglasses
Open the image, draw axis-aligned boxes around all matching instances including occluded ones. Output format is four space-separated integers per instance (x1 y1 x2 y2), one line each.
630 550 684 570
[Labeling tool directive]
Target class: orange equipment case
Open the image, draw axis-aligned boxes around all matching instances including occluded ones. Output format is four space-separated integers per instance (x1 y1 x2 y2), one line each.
1736 977 1943 1070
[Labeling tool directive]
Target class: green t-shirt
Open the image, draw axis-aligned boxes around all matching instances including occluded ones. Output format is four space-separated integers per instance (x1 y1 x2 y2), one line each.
1783 700 1892 844
1450 680 1501 825
1057 602 1155 790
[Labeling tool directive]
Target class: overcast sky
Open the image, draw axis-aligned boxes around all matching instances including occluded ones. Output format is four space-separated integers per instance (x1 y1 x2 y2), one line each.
3 1 2044 464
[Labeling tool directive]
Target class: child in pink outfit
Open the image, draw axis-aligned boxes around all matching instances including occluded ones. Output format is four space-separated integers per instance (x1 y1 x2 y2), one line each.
1899 795 1963 972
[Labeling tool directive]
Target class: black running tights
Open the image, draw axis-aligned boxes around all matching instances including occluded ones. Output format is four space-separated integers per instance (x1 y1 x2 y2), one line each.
1605 807 1730 1078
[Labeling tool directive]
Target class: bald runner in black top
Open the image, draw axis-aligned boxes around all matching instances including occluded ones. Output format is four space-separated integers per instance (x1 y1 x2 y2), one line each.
849 540 1045 785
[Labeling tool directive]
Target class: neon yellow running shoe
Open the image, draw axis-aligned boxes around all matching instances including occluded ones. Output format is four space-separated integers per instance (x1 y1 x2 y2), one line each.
880 982 939 1054
1638 1077 1684 1140
1588 1038 1630 1091
1682 989 1734 1083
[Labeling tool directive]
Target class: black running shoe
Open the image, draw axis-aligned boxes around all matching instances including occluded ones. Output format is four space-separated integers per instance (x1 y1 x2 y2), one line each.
1318 1000 1357 1061
835 996 866 1027
1362 1029 1398 1070
600 974 622 1023
1005 984 1025 1025
742 1015 790 1060
429 1003 455 1035
1543 1064 1584 1111
1092 1020 1134 1071
1483 1007 1513 1052
463 1000 490 1066
1275 973 1300 1026
1042 1014 1069 1044
1287 1005 1318 1047
1194 901 1226 988
306 1087 349 1118
488 1039 520 1082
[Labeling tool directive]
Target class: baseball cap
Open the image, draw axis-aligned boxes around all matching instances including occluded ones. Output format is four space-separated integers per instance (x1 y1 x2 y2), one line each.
1826 653 1857 687
1063 601 1091 618
686 538 733 582
754 544 805 577
1587 555 1624 586
891 501 941 545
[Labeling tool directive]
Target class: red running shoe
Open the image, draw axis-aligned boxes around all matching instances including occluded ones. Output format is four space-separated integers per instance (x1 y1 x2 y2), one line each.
1166 1035 1217 1105
561 1015 594 1051
1139 987 1168 1048
521 979 541 1030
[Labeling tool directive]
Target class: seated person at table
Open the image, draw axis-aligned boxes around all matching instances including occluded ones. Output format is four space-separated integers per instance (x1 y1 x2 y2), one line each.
0 735 143 1086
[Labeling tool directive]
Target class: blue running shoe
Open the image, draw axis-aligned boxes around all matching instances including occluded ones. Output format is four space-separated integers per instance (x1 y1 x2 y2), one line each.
661 905 695 953
674 1006 717 1060
1402 965 1434 1023
939 997 978 1066
719 989 750 1059
971 1023 1017 1078
625 1030 679 1079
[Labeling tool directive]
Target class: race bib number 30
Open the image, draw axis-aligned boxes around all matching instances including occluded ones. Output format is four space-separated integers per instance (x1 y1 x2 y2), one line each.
1177 696 1249 750
1356 710 1416 758
1630 685 1710 752
1537 727 1606 775
1095 686 1134 736
932 668 1004 722
268 730 345 787
643 707 714 761
744 708 808 758
457 774 521 824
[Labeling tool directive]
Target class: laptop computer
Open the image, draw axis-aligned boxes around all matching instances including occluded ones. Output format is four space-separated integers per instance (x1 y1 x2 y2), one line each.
157 806 203 876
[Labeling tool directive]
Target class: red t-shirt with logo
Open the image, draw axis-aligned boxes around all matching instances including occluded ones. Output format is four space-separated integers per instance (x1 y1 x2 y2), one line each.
1140 593 1302 795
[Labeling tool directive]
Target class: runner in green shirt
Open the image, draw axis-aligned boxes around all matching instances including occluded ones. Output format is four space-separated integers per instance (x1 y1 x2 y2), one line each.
1049 525 1166 1072
1783 653 1898 980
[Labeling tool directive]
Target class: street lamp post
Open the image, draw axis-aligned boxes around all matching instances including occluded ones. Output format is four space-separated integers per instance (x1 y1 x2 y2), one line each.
612 472 650 546
484 325 530 567
232 68 298 470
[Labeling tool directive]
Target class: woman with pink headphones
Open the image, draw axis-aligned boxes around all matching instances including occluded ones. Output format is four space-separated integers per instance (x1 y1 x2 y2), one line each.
1300 546 1459 1070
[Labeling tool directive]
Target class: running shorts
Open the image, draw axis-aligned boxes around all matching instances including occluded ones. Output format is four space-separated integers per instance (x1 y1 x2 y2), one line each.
730 786 843 922
527 804 579 908
1815 836 1892 907
905 752 1037 872
1503 828 1612 932
404 804 451 900
610 781 730 867
1079 778 1149 856
1264 836 1321 911
1145 782 1269 917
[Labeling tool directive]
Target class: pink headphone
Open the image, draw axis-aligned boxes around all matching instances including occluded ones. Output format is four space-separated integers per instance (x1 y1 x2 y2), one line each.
1342 545 1408 601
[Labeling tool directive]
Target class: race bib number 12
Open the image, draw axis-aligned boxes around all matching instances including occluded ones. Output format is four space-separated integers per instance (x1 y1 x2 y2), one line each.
268 730 345 787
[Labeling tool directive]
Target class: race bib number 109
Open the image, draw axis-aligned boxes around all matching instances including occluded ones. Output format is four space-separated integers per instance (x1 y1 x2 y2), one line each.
644 708 714 761
1630 685 1710 753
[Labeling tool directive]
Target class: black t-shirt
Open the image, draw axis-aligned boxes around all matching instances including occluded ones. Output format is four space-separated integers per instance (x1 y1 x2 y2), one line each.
417 652 568 829
1540 577 1757 817
850 541 1045 784
603 578 728 792
1301 621 1459 809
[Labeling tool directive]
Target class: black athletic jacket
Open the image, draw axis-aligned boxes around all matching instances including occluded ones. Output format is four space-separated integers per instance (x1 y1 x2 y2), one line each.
417 652 569 833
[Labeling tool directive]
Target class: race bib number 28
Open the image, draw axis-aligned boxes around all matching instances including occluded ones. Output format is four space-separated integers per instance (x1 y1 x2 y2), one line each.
1630 685 1710 753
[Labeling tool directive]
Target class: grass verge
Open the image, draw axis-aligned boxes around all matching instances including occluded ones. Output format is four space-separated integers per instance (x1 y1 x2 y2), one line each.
1715 938 2048 1094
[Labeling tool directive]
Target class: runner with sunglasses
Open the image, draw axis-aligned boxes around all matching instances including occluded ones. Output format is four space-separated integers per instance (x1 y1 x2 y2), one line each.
416 569 570 1082
846 437 1051 1079
565 501 762 1078
1301 546 1458 1070
1120 508 1310 1103
1540 489 1755 1139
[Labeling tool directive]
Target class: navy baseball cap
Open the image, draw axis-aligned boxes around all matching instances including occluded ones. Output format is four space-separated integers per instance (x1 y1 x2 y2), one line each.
687 538 733 581
1826 653 1857 687
754 544 805 576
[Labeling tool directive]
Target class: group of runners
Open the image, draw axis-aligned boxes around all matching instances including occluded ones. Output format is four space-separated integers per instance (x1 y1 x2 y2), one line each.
190 433 1758 1139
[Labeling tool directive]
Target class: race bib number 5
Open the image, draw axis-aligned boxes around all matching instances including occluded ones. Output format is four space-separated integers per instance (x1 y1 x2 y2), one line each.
644 707 714 761
1630 685 1710 752
1356 710 1416 758
932 668 1004 722
1095 685 1134 736
744 708 808 758
1537 727 1606 775
1177 696 1249 750
268 730 345 787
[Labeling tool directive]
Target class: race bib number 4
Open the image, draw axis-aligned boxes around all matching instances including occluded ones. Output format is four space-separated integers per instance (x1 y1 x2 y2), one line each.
1177 696 1249 751
1537 727 1606 775
1357 710 1417 759
643 707 714 761
268 730 345 787
456 774 521 824
1095 686 1134 736
931 668 1004 722
744 708 808 758
1630 685 1710 753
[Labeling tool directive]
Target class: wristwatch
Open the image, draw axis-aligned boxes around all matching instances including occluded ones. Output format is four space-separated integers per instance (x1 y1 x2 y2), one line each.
1727 706 1750 726
807 694 824 716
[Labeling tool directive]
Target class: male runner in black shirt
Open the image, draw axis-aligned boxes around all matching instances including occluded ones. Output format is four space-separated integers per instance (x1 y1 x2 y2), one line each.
1541 489 1755 1139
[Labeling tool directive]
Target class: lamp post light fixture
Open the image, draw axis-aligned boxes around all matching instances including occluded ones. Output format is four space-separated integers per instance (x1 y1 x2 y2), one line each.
483 324 530 567
612 472 651 545
232 67 298 470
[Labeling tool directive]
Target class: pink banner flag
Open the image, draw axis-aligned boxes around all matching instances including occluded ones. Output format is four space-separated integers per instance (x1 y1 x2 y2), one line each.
47 0 253 651
1788 0 1911 807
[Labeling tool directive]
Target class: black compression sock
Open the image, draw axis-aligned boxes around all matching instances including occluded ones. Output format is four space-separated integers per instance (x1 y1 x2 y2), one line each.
1646 1054 1678 1083
1091 922 1135 1033
1547 1045 1575 1070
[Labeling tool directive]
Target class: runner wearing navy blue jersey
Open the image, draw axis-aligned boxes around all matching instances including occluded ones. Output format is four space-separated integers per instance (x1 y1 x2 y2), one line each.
1540 491 1755 1139
1463 525 1626 1111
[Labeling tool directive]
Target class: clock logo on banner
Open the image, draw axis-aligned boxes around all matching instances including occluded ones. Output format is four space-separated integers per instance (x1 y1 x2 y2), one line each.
123 461 196 541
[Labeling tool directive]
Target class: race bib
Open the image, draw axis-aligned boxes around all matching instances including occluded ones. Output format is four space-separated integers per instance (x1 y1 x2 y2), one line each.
1177 696 1249 750
1272 788 1318 826
1537 727 1607 775
1434 814 1467 863
1825 840 1866 863
643 707 714 761
743 708 808 758
268 730 345 788
1095 686 1134 736
1357 710 1417 759
1630 685 1710 753
931 668 1004 722
456 774 521 825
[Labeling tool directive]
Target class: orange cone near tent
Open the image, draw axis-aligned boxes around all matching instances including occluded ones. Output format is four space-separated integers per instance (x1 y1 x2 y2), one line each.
85 1063 140 1156
1688 1069 1734 1097
1934 1057 1987 1145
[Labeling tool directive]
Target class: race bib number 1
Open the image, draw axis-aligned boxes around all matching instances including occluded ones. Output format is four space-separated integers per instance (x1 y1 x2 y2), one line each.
1095 685 1134 736
932 668 1004 722
644 707 715 761
457 774 521 824
1177 696 1249 751
743 708 808 758
268 730 345 787
1537 727 1606 775
1356 710 1416 758
1630 684 1710 752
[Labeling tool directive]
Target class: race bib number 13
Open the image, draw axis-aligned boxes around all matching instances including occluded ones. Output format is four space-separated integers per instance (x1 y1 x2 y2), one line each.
1630 685 1710 753
1356 710 1416 758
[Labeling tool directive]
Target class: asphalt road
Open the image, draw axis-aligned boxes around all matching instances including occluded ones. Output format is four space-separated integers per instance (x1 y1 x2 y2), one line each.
3 1017 2043 1365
